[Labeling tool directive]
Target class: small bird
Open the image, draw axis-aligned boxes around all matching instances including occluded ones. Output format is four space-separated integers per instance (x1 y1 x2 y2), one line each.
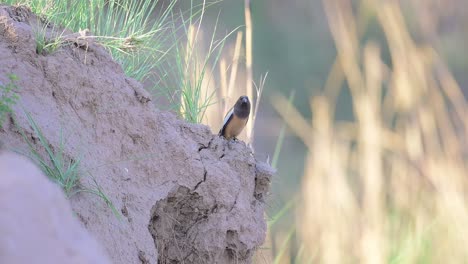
219 96 251 140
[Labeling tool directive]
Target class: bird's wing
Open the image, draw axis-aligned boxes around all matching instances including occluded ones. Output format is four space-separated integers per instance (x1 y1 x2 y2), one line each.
219 107 234 135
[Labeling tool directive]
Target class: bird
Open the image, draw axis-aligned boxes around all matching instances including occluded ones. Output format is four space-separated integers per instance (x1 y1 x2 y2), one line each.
219 95 251 140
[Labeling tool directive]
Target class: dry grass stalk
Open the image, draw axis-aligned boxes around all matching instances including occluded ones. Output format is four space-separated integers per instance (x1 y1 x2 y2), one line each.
244 0 254 143
271 0 467 262
191 0 263 145
225 31 244 111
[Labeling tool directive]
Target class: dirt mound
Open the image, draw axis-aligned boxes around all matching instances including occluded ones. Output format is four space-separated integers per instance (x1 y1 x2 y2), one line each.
149 138 273 263
0 5 272 264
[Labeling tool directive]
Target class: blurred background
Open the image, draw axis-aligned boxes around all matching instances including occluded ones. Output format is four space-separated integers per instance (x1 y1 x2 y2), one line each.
169 0 468 263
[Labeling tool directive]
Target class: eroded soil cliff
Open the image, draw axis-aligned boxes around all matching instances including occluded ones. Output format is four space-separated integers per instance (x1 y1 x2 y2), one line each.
0 5 273 263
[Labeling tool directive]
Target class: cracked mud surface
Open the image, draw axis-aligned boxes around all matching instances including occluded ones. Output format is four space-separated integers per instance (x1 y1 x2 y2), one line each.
0 5 273 263
149 138 273 264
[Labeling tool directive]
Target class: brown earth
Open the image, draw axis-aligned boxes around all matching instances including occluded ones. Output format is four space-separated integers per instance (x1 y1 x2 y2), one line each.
0 151 112 264
0 5 273 264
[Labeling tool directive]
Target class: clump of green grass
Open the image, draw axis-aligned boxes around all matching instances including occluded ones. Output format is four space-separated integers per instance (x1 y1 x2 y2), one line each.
21 111 80 195
5 0 176 83
156 1 238 123
19 111 119 217
33 21 66 55
176 21 232 124
88 0 176 82
0 74 20 128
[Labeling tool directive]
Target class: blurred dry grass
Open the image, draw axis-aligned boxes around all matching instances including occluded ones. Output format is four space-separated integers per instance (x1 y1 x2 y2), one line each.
268 0 467 263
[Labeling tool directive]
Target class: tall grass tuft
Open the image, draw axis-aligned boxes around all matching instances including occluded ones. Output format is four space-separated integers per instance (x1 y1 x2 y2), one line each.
272 0 467 263
20 111 82 195
156 0 266 144
33 19 67 55
155 0 238 124
4 0 176 83
18 111 119 217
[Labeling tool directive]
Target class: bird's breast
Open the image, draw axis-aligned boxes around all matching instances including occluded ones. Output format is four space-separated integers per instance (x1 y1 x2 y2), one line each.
224 114 248 139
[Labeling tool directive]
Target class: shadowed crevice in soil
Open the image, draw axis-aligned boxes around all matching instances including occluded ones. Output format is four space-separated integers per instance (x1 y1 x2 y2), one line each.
148 139 274 264
148 186 254 264
149 186 214 264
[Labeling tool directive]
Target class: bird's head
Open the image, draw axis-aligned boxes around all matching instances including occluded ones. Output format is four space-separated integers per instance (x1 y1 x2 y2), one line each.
234 95 251 118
